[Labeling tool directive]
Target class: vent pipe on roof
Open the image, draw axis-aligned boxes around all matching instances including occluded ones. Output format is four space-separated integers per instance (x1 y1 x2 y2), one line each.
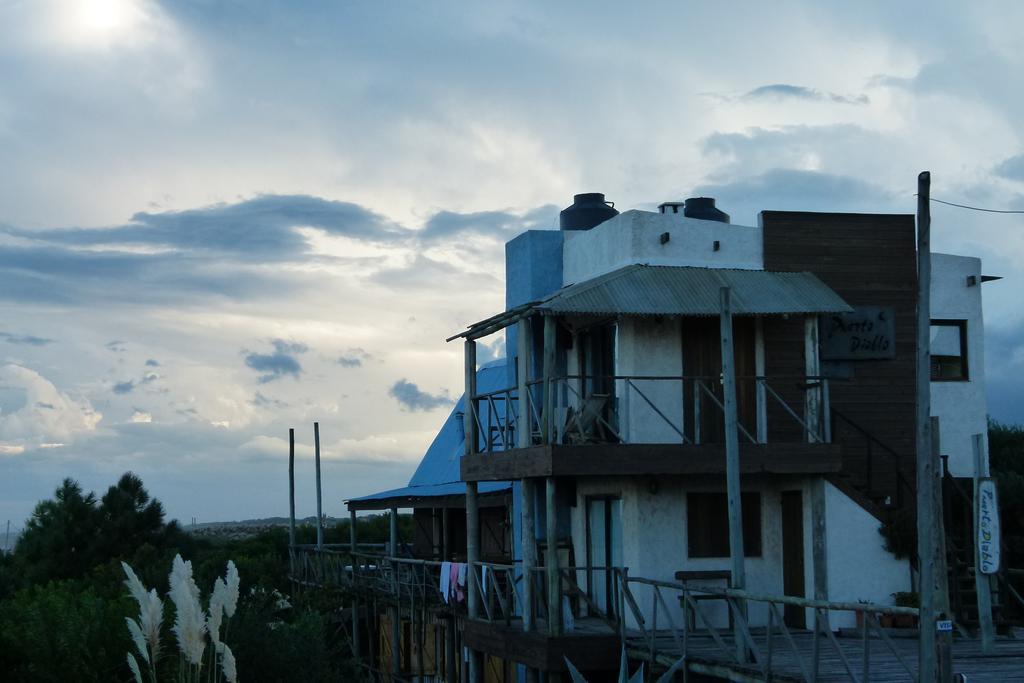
683 197 730 223
560 193 619 231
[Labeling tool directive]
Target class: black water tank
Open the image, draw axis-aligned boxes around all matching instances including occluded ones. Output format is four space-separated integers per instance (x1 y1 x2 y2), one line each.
683 197 730 223
559 193 619 231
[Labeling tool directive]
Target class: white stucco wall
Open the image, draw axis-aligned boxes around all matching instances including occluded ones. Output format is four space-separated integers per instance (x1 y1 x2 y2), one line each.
930 253 989 476
616 318 685 443
569 475 794 629
562 475 910 632
562 210 763 285
823 481 911 629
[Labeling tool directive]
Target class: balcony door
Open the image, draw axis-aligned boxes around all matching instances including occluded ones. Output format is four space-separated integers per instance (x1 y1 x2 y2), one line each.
586 496 622 614
682 317 756 442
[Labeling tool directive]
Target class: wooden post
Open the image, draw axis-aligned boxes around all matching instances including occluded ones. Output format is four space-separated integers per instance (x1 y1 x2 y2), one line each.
442 507 450 560
289 428 296 547
754 317 768 444
465 335 482 682
541 315 557 443
518 318 532 448
545 476 562 635
932 417 952 680
522 478 537 632
445 615 457 683
314 422 323 551
719 288 746 660
916 170 937 683
466 481 481 682
810 476 828 658
390 507 401 678
465 340 478 458
973 433 996 652
350 507 360 665
350 508 358 551
432 508 442 560
804 316 823 442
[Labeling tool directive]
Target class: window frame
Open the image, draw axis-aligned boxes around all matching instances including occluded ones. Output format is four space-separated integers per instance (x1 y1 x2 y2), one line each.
929 318 969 382
686 491 763 559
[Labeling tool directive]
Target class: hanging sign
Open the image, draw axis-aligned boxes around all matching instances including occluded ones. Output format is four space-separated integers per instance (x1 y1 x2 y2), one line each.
821 306 896 360
977 478 1000 575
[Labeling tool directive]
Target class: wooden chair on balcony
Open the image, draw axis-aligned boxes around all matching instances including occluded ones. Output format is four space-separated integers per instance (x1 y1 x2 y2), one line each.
563 393 612 445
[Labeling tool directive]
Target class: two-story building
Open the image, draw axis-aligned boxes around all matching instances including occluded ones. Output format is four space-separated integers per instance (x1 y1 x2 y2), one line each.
308 192 1002 683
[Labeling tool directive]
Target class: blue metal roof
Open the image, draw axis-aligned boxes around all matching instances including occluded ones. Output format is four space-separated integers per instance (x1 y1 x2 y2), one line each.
347 359 512 508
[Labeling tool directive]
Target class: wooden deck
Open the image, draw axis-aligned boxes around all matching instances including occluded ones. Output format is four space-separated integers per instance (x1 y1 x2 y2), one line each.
627 628 1024 682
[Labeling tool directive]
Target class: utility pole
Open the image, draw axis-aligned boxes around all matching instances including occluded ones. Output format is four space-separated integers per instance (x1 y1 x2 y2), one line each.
314 421 323 551
288 428 296 550
916 171 939 682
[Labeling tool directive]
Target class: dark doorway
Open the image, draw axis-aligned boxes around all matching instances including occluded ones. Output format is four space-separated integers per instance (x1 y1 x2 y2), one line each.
780 490 806 628
682 317 757 442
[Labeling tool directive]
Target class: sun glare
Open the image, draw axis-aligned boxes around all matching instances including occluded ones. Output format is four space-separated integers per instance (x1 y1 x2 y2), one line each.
55 0 151 49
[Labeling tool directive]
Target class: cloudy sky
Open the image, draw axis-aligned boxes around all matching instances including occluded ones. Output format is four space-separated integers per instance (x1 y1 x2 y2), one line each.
2 0 1023 527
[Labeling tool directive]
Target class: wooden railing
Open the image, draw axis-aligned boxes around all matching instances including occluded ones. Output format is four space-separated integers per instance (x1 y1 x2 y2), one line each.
470 374 833 451
616 572 920 683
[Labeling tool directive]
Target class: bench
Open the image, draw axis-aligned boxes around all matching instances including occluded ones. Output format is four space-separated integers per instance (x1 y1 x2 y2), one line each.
675 570 732 629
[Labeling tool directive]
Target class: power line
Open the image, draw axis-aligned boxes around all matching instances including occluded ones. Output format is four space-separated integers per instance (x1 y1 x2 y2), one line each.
919 195 1024 214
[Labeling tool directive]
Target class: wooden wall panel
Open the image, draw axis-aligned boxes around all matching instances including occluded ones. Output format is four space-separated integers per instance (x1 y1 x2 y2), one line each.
761 211 918 502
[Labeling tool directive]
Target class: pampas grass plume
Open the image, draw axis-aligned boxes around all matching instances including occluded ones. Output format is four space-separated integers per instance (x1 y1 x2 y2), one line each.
127 652 144 683
169 554 207 666
224 560 240 618
219 642 238 683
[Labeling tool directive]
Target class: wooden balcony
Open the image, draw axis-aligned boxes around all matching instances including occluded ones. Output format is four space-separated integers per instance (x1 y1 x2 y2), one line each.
464 372 841 481
461 441 842 481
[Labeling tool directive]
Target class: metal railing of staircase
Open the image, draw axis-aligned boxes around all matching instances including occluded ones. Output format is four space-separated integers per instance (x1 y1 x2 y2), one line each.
830 407 914 508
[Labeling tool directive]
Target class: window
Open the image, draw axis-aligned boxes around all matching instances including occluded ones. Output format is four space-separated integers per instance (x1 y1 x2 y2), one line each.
687 492 762 558
930 320 968 381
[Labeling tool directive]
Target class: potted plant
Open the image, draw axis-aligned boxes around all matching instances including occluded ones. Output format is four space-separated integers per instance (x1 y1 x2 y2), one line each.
892 591 919 628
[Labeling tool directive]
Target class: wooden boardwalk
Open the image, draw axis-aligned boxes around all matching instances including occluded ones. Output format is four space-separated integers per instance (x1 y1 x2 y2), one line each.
626 629 1024 682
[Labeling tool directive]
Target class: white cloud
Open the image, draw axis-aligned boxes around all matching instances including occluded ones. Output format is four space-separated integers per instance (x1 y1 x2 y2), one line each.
0 364 102 449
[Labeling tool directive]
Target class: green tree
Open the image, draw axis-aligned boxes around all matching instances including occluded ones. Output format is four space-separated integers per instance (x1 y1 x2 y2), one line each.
989 419 1024 567
95 472 173 560
15 478 100 584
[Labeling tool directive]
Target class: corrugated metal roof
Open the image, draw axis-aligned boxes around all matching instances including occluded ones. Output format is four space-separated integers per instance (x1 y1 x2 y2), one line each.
346 359 512 507
535 264 852 317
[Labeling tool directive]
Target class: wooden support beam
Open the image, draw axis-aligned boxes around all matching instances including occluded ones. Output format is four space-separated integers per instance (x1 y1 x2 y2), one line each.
804 316 822 443
541 315 557 444
314 422 323 550
916 171 937 683
389 506 400 678
720 287 746 661
349 507 360 667
518 318 532 449
973 433 996 653
442 507 450 560
545 476 562 635
811 478 828 601
465 340 478 456
288 428 296 548
754 318 767 444
432 507 442 560
522 478 537 632
467 481 481 682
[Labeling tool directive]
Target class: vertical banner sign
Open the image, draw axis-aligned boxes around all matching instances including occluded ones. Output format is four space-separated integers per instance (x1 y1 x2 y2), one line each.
977 478 1000 574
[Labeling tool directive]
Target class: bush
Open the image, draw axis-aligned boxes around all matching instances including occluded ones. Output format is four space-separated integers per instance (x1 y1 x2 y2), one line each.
0 581 134 682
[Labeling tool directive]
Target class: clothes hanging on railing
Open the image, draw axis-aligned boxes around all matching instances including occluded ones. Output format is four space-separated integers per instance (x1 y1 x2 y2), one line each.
481 565 489 596
455 562 467 602
440 561 452 602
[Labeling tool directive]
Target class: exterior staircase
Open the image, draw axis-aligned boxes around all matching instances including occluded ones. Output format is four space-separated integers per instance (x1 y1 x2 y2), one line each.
830 408 1024 633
